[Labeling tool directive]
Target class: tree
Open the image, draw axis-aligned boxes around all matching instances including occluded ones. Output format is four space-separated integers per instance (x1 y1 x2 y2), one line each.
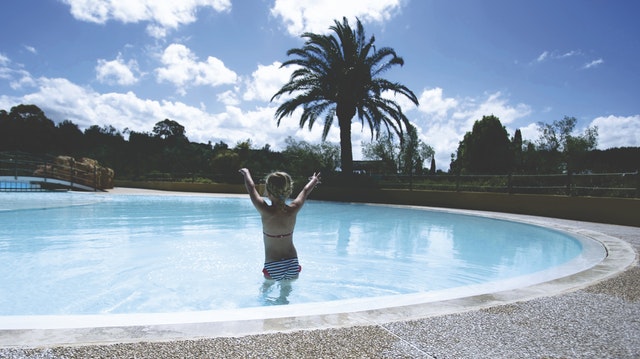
56 120 84 155
511 128 523 173
210 148 241 181
127 130 162 178
362 125 434 175
451 115 513 174
536 116 598 173
399 124 434 175
271 17 419 175
0 110 8 151
582 147 640 172
150 119 189 174
153 119 187 144
6 104 56 153
283 137 340 175
83 125 126 168
362 132 398 174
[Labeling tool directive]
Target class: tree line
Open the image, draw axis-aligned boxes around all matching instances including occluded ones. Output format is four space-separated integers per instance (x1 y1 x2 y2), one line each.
448 114 637 174
0 104 341 184
361 114 637 175
1 104 637 186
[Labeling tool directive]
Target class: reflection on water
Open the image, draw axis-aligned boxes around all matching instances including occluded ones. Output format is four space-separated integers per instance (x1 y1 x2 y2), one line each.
260 280 294 305
298 203 585 292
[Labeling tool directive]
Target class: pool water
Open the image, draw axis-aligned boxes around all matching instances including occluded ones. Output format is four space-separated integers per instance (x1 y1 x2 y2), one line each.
0 192 602 316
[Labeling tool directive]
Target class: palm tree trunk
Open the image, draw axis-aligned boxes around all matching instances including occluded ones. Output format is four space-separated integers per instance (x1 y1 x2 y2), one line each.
339 116 353 175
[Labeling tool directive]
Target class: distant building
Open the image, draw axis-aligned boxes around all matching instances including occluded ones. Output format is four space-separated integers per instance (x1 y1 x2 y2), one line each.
353 160 393 175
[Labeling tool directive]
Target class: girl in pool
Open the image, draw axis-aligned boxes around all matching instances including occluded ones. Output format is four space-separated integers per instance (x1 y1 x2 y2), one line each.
239 168 321 281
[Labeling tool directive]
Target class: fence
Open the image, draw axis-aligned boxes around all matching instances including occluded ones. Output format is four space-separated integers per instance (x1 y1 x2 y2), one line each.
123 169 639 199
378 171 639 198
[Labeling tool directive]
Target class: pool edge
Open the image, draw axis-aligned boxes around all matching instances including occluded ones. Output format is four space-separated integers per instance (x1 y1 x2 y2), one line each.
0 209 636 348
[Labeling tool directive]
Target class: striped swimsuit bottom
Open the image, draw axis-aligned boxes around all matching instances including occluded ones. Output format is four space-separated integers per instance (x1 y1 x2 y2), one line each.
262 257 301 281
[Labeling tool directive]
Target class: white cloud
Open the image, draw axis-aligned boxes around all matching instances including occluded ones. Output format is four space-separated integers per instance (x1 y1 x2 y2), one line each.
0 53 9 66
518 122 540 144
559 50 579 58
156 43 238 95
590 115 640 149
23 45 37 54
582 58 604 70
96 54 140 86
536 51 549 63
454 92 532 126
0 54 36 89
61 0 231 38
270 0 403 36
0 76 232 143
146 24 168 39
243 62 293 102
216 90 240 106
9 72 36 90
418 120 460 166
417 87 458 117
532 49 582 64
0 58 13 81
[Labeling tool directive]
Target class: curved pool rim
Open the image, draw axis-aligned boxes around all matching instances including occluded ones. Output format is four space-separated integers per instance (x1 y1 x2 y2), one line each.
0 190 636 347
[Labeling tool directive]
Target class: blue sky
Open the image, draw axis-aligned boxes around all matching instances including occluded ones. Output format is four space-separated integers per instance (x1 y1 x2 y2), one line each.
1 0 638 171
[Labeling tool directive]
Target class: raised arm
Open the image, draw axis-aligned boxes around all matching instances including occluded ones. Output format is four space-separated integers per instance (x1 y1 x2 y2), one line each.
239 168 266 210
290 172 321 208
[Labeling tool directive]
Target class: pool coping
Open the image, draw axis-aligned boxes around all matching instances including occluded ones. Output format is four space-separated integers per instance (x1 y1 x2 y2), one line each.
0 191 636 347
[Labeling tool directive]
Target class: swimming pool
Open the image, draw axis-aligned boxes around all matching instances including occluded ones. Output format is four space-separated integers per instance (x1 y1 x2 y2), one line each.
0 180 41 191
0 191 606 322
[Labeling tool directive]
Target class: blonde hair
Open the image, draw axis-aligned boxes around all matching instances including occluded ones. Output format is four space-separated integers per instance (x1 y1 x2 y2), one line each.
265 171 293 202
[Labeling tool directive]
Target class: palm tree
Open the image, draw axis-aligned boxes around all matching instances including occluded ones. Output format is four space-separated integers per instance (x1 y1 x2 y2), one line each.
271 17 419 175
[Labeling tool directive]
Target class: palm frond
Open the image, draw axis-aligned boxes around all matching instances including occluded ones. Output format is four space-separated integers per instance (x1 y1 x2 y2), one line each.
301 100 333 130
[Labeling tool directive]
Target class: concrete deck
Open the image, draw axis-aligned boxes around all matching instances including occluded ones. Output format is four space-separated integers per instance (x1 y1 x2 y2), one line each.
1 188 638 358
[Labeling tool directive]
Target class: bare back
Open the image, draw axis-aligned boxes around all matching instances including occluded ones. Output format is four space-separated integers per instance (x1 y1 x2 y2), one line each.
259 203 300 262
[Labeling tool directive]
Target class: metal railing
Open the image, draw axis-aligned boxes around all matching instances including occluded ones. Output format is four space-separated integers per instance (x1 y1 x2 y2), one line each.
378 171 639 198
0 152 108 191
118 169 639 198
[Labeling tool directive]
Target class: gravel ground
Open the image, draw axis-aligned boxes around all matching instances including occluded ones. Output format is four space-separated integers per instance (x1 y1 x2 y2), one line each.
1 211 638 358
